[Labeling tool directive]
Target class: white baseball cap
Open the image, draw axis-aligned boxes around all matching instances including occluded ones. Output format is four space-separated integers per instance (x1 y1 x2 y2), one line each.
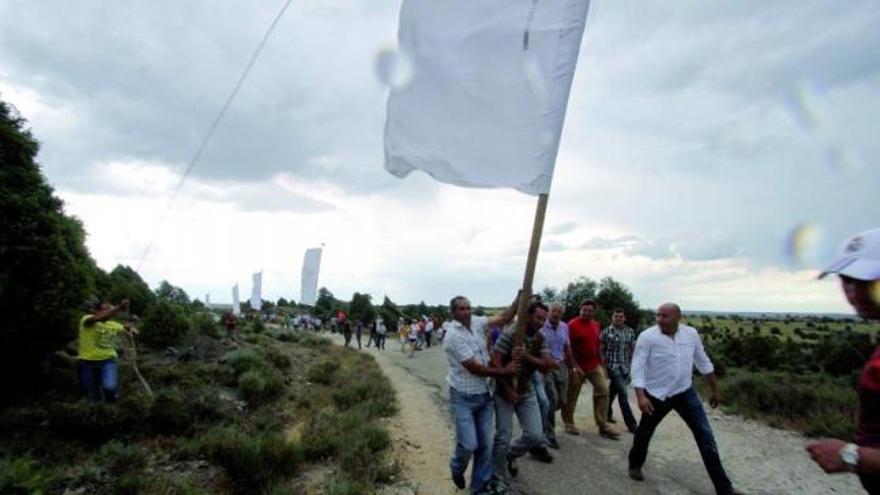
819 228 880 281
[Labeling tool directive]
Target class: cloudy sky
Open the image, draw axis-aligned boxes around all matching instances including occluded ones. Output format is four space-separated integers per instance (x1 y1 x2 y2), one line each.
1 0 878 314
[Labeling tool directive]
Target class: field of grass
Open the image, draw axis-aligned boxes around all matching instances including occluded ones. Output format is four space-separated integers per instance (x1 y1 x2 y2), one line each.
0 325 398 494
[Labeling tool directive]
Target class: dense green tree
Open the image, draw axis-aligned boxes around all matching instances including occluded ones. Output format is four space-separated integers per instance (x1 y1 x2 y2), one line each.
350 292 376 324
0 99 98 396
276 297 290 307
104 264 154 315
596 277 643 329
155 280 191 306
379 296 401 329
140 300 191 347
314 287 336 319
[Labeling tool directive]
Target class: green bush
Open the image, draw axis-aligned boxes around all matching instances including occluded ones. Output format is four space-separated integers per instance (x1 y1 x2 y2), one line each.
226 348 266 376
238 368 284 405
306 359 338 385
0 456 60 494
191 312 221 339
189 426 303 489
47 396 151 443
140 300 191 347
97 440 146 476
250 318 266 333
715 368 856 438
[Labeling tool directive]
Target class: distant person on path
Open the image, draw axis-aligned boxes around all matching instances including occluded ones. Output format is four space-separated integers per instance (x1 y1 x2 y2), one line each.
375 319 387 350
222 311 239 340
444 294 522 495
541 302 578 449
425 317 434 348
563 300 620 439
78 299 137 402
628 303 741 495
355 321 364 350
600 308 638 433
342 320 352 347
491 301 556 493
808 228 880 493
408 319 420 358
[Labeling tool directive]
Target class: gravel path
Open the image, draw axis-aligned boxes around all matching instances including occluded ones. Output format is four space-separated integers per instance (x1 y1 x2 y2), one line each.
332 334 862 494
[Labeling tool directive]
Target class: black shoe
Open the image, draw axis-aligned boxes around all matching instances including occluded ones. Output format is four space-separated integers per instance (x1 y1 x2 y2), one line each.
607 417 617 423
452 470 466 489
547 438 560 450
506 454 519 478
627 424 637 434
628 467 644 481
530 448 554 463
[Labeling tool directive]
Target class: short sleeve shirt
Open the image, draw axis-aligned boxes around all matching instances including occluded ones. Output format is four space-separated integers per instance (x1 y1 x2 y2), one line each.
542 320 570 363
493 328 549 394
444 316 491 395
567 318 602 371
78 315 125 361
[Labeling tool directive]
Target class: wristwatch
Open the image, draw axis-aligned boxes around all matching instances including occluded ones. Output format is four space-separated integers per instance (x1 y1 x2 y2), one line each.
841 443 860 472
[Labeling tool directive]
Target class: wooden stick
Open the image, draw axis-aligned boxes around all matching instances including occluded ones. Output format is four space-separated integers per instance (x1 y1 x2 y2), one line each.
513 192 549 347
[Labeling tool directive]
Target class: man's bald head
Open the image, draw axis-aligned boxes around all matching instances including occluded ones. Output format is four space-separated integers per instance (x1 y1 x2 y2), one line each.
657 303 682 333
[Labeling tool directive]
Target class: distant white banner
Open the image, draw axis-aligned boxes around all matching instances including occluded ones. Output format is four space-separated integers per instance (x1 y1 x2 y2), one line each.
384 0 591 196
300 247 322 306
232 284 240 315
205 293 210 305
250 272 262 311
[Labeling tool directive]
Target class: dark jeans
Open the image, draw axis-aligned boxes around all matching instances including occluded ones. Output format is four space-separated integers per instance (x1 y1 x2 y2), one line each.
628 387 734 495
78 359 119 402
607 369 638 431
375 334 386 350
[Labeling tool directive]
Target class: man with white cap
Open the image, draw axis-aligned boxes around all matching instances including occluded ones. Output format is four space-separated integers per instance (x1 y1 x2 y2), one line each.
808 228 880 493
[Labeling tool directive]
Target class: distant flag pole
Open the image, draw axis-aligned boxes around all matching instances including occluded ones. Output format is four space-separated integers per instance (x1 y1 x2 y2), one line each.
300 246 323 306
384 0 592 346
232 284 241 316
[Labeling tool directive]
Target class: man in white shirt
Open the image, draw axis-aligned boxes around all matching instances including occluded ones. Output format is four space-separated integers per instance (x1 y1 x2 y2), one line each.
444 294 522 495
627 303 741 495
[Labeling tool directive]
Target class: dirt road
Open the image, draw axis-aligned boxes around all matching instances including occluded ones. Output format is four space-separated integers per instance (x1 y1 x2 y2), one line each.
334 335 861 494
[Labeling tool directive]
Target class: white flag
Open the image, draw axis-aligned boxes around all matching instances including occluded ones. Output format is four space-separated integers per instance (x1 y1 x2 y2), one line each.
384 0 591 196
205 293 210 305
250 272 262 311
232 284 241 315
300 247 322 306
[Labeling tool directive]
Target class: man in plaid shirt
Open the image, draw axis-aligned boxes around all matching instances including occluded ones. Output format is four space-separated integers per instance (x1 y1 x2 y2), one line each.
600 308 637 433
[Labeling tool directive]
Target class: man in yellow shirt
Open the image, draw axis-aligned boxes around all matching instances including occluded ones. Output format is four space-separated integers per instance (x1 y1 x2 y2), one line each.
78 299 137 402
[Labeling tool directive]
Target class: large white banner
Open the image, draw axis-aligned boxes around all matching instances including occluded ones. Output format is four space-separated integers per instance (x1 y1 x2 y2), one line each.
250 271 262 311
384 0 591 196
232 284 240 315
300 247 322 306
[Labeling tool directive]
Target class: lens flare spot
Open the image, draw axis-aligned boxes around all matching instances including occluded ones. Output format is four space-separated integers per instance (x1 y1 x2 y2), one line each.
784 222 827 269
375 48 415 91
870 280 880 307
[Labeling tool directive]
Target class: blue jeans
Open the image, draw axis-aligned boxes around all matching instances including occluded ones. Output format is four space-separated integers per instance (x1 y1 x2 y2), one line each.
532 372 550 441
492 391 545 487
607 369 638 431
449 388 494 495
628 387 734 495
78 359 119 402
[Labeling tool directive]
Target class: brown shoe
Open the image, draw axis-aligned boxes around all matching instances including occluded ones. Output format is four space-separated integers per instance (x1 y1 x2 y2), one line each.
600 427 621 440
564 424 581 436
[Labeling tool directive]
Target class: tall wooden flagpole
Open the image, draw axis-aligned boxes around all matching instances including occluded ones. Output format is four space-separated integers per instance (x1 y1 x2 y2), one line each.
513 193 549 347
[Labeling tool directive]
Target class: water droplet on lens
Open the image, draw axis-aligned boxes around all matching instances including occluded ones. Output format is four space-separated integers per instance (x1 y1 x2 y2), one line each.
784 222 828 269
375 48 415 91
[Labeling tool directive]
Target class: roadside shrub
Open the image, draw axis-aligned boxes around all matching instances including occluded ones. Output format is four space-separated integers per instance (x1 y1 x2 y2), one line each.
190 426 303 489
0 456 60 494
226 348 266 376
338 424 391 482
97 440 146 476
238 368 284 405
191 312 221 339
47 396 151 442
305 360 338 385
250 318 266 333
301 410 341 460
261 345 291 371
140 300 191 347
150 386 189 432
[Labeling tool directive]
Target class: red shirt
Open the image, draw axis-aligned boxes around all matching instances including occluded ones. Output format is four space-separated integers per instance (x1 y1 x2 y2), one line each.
857 346 880 447
567 317 602 372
